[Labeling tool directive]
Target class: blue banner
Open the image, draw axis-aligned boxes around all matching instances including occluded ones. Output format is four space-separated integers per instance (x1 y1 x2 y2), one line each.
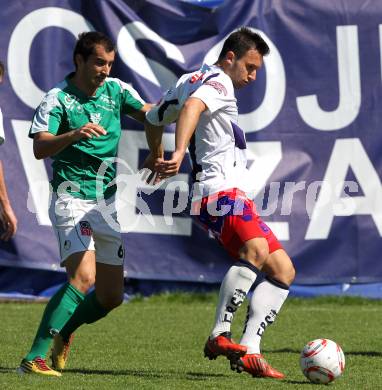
0 0 381 285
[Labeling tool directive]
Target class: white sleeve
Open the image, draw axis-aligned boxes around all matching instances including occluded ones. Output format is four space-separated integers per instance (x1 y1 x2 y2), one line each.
145 104 162 126
29 91 62 137
191 74 232 114
145 86 180 126
0 107 4 145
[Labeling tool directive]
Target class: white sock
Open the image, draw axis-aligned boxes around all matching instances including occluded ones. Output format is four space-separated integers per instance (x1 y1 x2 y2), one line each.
210 261 260 338
240 278 289 354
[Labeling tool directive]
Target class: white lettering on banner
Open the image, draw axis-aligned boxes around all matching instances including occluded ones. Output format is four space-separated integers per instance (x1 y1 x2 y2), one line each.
12 120 52 226
306 138 382 239
117 22 185 91
297 26 361 130
203 29 286 132
8 7 93 109
117 130 192 235
246 142 289 240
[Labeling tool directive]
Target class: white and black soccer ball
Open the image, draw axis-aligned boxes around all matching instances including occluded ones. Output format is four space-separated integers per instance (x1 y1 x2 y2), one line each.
300 338 345 384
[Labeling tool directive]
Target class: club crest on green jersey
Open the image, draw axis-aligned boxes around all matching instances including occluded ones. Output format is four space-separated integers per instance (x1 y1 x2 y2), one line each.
90 112 102 124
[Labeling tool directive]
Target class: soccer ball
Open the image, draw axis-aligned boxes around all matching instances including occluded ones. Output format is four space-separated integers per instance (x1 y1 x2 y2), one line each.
300 338 345 384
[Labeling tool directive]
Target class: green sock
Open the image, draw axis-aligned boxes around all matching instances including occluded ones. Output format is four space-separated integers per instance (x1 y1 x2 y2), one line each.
60 291 110 342
25 283 85 360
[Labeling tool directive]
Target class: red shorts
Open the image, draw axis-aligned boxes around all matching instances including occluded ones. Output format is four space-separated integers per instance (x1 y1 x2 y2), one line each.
193 188 282 260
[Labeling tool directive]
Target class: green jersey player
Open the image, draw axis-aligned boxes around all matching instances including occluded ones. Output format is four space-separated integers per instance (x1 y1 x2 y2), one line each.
18 32 150 376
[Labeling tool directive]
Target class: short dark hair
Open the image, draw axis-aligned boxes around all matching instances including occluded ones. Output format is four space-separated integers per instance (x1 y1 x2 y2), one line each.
0 61 4 78
218 27 270 61
73 31 116 68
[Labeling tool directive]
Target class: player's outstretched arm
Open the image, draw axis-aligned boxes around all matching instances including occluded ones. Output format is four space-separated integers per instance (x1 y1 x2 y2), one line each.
159 97 206 177
144 118 164 159
33 123 107 159
128 103 153 124
0 161 17 241
142 118 165 176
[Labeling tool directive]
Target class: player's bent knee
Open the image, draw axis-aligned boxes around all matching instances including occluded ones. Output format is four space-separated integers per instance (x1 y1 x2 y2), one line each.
79 273 96 289
286 264 296 285
70 273 95 293
282 255 296 285
269 263 296 286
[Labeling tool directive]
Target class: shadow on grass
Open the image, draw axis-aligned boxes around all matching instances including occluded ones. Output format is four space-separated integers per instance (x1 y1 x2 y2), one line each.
284 380 321 385
187 371 228 380
62 368 228 379
265 348 382 357
0 367 15 373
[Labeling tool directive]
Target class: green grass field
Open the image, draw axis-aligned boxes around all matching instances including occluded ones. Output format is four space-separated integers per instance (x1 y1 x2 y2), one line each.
1 293 382 389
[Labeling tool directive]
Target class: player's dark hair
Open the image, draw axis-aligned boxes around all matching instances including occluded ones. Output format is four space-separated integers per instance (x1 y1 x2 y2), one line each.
73 31 116 69
0 61 4 78
218 27 270 61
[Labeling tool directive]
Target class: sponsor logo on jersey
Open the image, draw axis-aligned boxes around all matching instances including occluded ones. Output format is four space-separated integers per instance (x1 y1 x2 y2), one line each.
79 221 93 236
259 221 270 233
204 80 227 95
90 112 102 124
100 94 116 108
190 72 204 84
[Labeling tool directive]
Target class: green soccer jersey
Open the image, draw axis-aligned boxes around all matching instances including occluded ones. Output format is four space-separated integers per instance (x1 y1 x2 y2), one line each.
30 74 144 200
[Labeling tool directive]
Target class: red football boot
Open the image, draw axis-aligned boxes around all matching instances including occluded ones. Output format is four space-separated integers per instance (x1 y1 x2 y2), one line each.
204 332 247 360
231 353 285 379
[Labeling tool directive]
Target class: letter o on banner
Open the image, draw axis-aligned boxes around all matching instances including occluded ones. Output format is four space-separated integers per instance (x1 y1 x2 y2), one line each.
117 21 184 91
8 7 93 109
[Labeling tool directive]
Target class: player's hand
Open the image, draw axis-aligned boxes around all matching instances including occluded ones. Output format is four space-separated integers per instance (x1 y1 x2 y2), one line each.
142 153 163 172
72 123 107 141
141 153 165 184
156 150 185 179
0 204 17 241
